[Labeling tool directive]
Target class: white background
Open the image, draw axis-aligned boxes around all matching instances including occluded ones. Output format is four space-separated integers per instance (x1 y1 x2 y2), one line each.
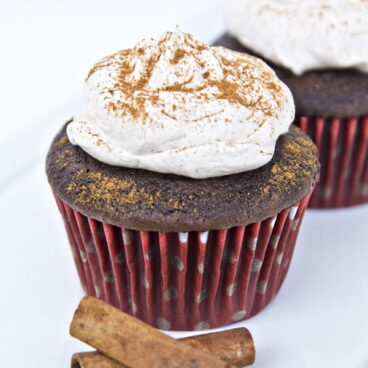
1 1 368 367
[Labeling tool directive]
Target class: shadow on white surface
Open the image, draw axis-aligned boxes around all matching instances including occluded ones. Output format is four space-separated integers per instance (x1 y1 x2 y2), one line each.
253 346 307 368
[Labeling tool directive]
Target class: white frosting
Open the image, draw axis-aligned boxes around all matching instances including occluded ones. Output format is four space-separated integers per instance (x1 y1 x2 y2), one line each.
225 0 368 75
67 31 294 179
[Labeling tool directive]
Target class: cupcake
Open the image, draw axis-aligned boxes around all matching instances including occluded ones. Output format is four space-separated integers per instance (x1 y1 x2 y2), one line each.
215 0 368 208
46 31 319 330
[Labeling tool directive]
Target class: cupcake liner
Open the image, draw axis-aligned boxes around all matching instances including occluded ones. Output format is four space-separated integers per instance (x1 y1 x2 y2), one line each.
54 191 312 330
295 115 368 208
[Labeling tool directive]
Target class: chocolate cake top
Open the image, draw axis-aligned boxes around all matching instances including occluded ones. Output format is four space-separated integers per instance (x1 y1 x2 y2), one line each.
46 123 319 232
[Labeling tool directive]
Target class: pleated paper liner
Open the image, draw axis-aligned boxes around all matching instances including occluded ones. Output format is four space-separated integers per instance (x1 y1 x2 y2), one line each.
295 115 368 208
55 191 312 331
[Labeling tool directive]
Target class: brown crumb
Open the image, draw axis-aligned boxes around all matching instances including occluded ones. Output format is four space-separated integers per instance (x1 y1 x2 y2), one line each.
65 171 160 209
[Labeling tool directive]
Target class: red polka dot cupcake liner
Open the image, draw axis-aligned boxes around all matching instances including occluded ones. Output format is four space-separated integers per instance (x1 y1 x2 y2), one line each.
54 191 312 331
295 116 368 208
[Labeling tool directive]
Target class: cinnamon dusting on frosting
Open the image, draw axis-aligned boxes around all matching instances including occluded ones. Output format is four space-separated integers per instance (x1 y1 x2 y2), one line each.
67 30 294 179
86 31 287 122
226 0 368 75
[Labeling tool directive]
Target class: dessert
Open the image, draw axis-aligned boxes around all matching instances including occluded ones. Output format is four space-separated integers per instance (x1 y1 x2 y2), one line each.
46 31 319 330
215 0 368 208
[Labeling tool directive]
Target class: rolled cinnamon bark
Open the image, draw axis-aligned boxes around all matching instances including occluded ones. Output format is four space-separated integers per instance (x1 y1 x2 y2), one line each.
72 352 121 368
70 296 242 368
181 328 255 366
72 328 255 368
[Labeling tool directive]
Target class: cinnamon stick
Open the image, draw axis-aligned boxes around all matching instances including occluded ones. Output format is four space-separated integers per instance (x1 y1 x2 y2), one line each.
71 296 238 368
72 328 255 368
181 328 255 366
72 352 121 368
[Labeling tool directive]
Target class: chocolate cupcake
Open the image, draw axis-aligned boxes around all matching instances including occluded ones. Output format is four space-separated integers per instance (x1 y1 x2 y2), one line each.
215 0 368 208
46 31 319 330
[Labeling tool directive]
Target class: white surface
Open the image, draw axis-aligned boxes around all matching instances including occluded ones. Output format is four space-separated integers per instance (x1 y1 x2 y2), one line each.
1 1 368 368
0 0 224 145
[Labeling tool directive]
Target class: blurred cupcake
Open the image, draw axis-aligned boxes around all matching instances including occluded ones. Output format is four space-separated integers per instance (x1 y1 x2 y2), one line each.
215 0 368 208
46 31 319 330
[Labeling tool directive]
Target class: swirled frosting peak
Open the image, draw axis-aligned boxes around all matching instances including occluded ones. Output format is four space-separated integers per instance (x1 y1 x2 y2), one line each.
225 0 368 75
67 30 294 178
